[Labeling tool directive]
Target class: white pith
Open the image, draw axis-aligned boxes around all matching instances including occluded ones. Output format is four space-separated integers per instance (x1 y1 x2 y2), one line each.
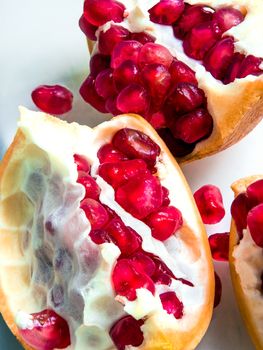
0 108 211 350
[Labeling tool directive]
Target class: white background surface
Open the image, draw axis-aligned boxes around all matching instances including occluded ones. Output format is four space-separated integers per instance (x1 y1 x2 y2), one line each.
0 1 262 349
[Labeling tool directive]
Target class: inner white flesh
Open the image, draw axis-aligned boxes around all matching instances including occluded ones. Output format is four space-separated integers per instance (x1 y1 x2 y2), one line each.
12 109 209 349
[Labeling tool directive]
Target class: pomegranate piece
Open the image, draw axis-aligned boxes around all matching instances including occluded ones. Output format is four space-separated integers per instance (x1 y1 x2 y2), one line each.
19 309 70 350
97 143 128 163
112 259 155 300
98 25 130 55
83 0 125 26
111 40 143 69
115 174 163 219
237 55 263 78
145 206 183 241
130 32 156 44
149 0 185 25
74 154 90 173
204 37 235 80
79 76 107 113
247 179 263 205
110 316 144 350
160 291 184 319
231 193 253 237
80 198 109 229
31 85 73 115
162 186 170 206
89 229 111 244
105 96 121 115
174 5 214 39
113 60 140 91
213 7 244 33
214 272 222 308
95 69 116 99
247 204 263 248
112 128 161 166
77 174 101 200
169 60 197 85
79 14 97 41
138 43 173 69
194 185 225 224
130 252 156 276
208 233 230 261
116 84 150 115
170 108 213 144
89 53 110 77
224 52 245 84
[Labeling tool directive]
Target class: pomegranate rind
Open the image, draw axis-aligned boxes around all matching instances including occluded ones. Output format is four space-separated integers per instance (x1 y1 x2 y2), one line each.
229 175 263 350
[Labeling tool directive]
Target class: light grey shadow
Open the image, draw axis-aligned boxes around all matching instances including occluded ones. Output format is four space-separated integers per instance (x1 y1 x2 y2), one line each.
0 315 23 350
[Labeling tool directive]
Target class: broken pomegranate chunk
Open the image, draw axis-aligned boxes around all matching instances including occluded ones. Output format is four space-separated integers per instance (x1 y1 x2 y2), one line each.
208 233 230 261
160 291 184 319
149 0 184 25
80 198 109 229
83 0 125 26
247 204 263 248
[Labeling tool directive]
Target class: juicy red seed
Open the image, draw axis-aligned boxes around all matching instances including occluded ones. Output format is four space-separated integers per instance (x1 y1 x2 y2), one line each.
97 143 128 163
112 128 161 167
79 14 97 40
83 0 125 26
146 111 167 129
149 0 185 25
213 7 244 32
169 60 197 85
95 69 116 99
89 229 111 244
112 259 155 300
80 198 109 229
31 85 73 115
247 204 263 248
110 316 144 350
19 309 70 350
105 96 121 115
99 159 149 188
138 43 173 69
208 233 230 261
89 54 111 77
204 37 235 80
173 4 214 39
214 272 222 308
247 179 263 205
117 84 150 115
150 255 174 285
131 252 156 276
231 193 253 237
74 154 91 173
98 25 130 55
79 76 107 113
160 291 184 319
153 272 172 285
111 40 143 69
145 206 183 241
130 32 156 44
113 60 140 91
77 174 101 200
237 55 263 78
115 174 163 219
183 21 221 60
169 108 213 143
224 52 245 84
168 83 205 114
194 185 225 224
162 186 170 206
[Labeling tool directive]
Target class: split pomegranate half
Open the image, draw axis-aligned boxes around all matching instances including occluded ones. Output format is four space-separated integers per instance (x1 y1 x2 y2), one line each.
229 176 263 350
80 0 263 162
0 108 214 350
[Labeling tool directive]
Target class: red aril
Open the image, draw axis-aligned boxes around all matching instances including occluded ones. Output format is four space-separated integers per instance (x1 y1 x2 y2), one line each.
148 0 185 25
80 198 109 229
97 143 128 163
237 55 263 78
31 85 73 115
151 255 174 285
208 233 230 261
116 84 150 115
98 25 130 55
145 206 183 241
77 173 101 200
246 179 263 205
110 316 144 350
89 229 111 244
160 291 184 319
113 60 140 91
194 185 225 224
224 52 245 84
111 40 143 69
213 7 244 33
79 14 97 41
138 43 173 69
162 186 170 206
146 111 167 129
231 193 253 237
19 310 70 350
89 53 110 77
95 69 116 99
247 204 263 248
130 32 156 44
169 60 197 85
74 154 90 173
214 272 222 308
105 96 121 115
79 76 107 113
83 0 125 26
130 252 156 276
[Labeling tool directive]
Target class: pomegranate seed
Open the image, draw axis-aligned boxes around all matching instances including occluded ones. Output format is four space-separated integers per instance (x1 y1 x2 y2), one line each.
97 143 128 163
247 179 263 205
238 55 263 78
169 60 197 85
115 174 163 219
130 252 156 276
79 14 97 40
231 193 253 237
112 259 155 300
95 69 116 99
214 272 222 308
247 204 263 248
183 21 221 60
208 233 230 261
194 185 225 224
89 53 110 77
112 128 161 167
214 7 244 33
110 316 144 350
99 159 149 188
116 84 150 115
149 0 185 25
224 52 245 84
150 254 174 285
145 206 183 241
31 85 73 115
146 111 167 129
74 154 90 173
80 198 109 229
89 229 111 244
169 108 213 143
111 40 143 69
113 60 140 91
138 43 173 69
77 173 101 200
98 25 130 55
162 186 170 206
105 96 121 115
174 5 214 39
130 32 156 44
79 76 107 113
204 37 235 80
83 0 125 26
19 309 70 350
160 291 184 319
168 83 205 114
